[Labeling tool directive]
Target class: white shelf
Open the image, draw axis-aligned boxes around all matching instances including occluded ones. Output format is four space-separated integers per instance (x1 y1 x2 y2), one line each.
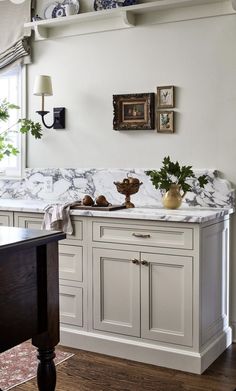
24 0 236 41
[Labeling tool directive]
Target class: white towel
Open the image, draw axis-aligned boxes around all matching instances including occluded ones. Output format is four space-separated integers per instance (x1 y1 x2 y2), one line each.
42 201 81 234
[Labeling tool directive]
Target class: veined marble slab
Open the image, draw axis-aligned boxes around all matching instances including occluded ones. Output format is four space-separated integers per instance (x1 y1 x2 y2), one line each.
0 168 234 209
0 199 232 223
0 199 49 213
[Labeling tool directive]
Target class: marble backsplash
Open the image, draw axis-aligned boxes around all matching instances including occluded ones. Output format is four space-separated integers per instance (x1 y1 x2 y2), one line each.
0 168 234 209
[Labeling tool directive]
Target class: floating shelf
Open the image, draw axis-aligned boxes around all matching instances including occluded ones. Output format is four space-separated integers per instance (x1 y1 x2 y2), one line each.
24 0 236 41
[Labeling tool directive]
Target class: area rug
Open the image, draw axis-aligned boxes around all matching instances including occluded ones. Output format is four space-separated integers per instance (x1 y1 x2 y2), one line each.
0 341 74 390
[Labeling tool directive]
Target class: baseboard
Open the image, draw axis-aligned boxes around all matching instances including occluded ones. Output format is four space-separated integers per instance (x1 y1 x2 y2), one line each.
231 321 236 342
200 326 232 373
60 327 232 374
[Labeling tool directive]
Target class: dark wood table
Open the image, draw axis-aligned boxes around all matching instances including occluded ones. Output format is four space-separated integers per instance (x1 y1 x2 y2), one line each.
0 226 66 391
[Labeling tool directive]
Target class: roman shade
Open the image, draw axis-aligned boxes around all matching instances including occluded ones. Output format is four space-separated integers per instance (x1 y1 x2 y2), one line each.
0 0 34 70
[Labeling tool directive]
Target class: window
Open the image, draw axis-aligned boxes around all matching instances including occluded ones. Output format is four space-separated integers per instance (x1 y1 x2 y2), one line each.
0 65 25 177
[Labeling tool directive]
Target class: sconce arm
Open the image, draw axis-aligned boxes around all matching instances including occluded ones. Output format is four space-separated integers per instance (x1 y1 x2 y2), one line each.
36 111 53 129
36 108 65 130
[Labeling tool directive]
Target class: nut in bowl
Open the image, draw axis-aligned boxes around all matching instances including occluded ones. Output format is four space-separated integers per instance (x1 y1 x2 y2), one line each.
114 175 142 208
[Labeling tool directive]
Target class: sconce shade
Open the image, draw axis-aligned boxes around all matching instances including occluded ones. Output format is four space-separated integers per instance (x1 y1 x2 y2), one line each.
33 75 53 96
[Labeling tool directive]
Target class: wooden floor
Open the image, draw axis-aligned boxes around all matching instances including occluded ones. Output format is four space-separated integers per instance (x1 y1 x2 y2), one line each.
15 344 236 391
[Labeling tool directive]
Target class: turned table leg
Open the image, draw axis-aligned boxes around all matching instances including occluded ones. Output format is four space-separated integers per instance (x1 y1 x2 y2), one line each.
37 348 56 391
32 242 60 391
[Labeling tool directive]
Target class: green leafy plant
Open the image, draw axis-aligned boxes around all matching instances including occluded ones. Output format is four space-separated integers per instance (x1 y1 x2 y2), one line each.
146 156 208 194
0 99 42 161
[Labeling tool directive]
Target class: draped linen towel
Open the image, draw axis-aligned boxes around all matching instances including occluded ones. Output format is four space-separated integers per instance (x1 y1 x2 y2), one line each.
42 201 81 234
0 0 34 70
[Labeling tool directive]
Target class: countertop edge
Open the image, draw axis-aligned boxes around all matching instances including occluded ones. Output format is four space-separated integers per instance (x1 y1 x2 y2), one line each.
0 200 233 224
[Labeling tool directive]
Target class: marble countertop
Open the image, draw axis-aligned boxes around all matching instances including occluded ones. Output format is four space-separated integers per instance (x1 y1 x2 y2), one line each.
0 199 233 223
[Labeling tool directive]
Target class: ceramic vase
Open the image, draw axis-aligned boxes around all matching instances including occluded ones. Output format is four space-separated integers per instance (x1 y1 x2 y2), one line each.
162 184 184 209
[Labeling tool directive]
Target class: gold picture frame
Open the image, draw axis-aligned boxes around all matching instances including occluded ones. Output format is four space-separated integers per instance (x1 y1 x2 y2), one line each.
113 93 155 130
157 85 175 109
157 111 174 133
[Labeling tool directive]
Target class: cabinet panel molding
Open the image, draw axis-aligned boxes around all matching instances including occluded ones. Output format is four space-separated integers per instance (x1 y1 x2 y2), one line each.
15 213 43 230
141 252 193 346
93 221 193 249
59 244 83 282
14 212 83 245
201 221 229 346
0 212 14 227
59 285 83 327
93 248 140 337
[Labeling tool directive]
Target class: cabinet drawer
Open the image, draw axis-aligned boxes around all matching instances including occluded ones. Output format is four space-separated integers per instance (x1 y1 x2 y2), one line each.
59 285 83 327
14 213 83 244
59 245 83 282
0 212 14 227
15 213 43 230
93 222 193 250
62 218 83 244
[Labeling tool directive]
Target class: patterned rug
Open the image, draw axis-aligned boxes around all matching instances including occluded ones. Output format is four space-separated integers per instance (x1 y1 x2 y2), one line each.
0 341 74 390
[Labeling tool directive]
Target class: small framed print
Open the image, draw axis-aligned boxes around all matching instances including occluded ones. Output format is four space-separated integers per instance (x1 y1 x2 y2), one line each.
113 93 155 130
157 111 174 133
157 85 174 108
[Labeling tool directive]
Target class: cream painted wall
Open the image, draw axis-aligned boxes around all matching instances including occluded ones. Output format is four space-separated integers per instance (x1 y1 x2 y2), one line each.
27 14 236 332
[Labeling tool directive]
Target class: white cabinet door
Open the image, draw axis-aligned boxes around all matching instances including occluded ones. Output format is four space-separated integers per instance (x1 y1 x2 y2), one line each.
141 252 193 346
0 211 13 226
93 248 140 337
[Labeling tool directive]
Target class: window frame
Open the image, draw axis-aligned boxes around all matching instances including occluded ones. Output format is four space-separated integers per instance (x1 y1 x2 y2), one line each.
0 65 26 179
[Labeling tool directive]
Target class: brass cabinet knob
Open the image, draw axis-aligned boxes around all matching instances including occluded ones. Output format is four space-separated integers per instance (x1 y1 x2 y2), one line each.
131 259 140 265
141 260 149 266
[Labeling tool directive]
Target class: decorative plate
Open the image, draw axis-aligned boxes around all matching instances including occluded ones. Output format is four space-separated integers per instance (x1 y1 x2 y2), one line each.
94 0 137 11
44 0 80 19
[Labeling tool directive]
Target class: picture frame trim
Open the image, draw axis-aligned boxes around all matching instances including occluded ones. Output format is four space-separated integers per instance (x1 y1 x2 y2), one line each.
157 110 174 133
157 85 175 109
113 93 155 131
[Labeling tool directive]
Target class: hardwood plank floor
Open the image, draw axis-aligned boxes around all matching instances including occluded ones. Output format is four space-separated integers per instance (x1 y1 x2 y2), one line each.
14 344 236 391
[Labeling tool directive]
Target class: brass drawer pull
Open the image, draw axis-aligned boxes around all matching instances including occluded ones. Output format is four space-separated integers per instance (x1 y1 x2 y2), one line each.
131 259 140 265
141 260 149 266
132 233 151 239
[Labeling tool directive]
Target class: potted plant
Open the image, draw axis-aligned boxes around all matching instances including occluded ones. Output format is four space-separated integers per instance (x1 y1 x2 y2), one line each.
145 156 208 209
0 99 42 161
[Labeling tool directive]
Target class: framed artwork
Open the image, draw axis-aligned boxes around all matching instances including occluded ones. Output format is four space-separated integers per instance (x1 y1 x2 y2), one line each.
157 111 174 133
113 93 155 130
157 85 174 108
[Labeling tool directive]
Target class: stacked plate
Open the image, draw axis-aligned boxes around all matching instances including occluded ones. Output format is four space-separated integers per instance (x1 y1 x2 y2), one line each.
43 0 80 19
94 0 137 11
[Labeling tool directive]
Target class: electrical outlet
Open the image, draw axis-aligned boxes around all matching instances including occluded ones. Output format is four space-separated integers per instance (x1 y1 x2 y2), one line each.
44 176 53 193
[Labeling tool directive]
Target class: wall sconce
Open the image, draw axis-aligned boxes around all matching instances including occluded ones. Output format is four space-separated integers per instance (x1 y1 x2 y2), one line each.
33 75 65 129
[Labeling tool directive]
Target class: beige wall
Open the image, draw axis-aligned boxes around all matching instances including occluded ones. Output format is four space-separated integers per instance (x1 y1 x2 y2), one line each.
27 13 236 333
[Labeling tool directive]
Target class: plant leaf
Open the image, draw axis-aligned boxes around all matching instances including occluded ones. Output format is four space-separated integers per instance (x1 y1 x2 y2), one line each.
145 157 209 193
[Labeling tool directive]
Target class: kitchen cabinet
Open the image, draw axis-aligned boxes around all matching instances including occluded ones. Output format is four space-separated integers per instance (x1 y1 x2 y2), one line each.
86 216 230 373
14 212 87 330
11 210 231 373
92 247 192 346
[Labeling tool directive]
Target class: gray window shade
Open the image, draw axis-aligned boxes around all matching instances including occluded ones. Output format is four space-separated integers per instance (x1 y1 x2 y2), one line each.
0 0 34 70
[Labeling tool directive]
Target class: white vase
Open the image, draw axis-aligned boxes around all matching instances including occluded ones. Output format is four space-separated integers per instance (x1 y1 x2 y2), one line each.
63 3 76 16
